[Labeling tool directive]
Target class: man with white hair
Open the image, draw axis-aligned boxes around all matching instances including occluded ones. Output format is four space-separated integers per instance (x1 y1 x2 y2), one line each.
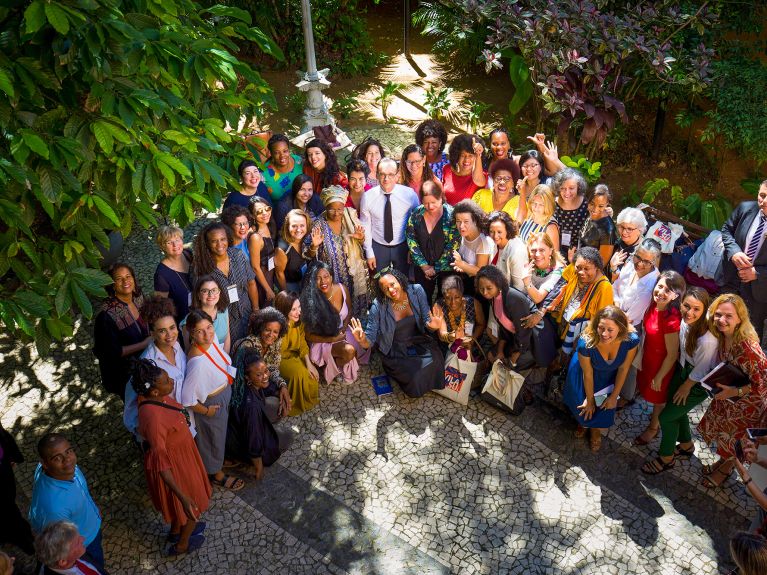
360 157 419 274
35 521 107 575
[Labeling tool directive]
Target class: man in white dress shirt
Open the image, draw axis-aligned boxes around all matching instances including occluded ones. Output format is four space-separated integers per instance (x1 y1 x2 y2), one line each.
360 157 420 274
36 521 107 575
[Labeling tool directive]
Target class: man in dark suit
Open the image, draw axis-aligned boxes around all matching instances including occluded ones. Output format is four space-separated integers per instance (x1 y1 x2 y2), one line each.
721 180 767 340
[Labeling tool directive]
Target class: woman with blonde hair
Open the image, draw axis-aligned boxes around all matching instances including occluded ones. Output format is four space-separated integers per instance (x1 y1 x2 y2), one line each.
697 293 767 488
517 184 559 250
154 224 192 321
274 209 314 293
563 305 639 451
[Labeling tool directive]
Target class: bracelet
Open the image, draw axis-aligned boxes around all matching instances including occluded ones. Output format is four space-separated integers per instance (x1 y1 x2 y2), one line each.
744 477 753 486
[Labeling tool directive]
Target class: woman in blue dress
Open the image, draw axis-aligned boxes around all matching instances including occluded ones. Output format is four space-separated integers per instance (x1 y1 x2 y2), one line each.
563 305 639 451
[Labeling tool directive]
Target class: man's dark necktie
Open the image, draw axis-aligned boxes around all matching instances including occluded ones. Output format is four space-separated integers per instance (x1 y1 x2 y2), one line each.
384 193 393 243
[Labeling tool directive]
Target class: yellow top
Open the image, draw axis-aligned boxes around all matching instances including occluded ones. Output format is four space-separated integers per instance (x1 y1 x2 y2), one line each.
471 188 520 218
280 321 310 360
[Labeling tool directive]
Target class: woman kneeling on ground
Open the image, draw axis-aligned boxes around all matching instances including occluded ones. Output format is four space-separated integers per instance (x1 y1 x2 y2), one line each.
350 267 445 397
226 350 296 481
563 306 639 452
132 358 211 555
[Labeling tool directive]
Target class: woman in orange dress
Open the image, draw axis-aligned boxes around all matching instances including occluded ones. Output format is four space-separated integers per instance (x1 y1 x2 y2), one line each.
132 358 212 556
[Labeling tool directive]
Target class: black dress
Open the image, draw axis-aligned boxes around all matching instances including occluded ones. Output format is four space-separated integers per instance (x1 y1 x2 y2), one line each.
279 239 307 291
226 386 281 467
412 217 447 302
257 234 276 303
381 315 445 398
579 216 618 251
153 251 193 320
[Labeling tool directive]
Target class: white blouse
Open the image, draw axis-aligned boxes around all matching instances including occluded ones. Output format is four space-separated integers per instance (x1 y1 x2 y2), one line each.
613 262 659 326
181 341 232 405
678 321 719 382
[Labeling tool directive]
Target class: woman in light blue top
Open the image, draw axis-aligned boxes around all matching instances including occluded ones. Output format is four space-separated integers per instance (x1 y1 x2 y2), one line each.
181 276 230 353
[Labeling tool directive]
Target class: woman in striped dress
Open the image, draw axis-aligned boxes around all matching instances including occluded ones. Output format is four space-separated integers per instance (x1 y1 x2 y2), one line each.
518 184 559 252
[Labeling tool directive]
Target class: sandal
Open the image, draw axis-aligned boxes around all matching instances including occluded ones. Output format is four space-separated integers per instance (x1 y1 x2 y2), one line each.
211 474 245 491
589 430 602 452
633 426 659 446
674 444 695 460
167 521 206 543
641 457 675 475
222 459 242 469
574 425 587 439
700 466 733 489
166 533 205 556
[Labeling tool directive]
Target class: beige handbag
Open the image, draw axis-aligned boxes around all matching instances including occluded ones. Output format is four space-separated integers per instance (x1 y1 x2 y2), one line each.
480 359 526 415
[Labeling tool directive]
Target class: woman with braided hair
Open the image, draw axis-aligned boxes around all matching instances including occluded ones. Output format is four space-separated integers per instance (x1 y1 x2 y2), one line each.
131 357 211 555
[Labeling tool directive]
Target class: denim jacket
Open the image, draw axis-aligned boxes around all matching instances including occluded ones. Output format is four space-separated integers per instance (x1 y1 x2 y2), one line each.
364 284 432 355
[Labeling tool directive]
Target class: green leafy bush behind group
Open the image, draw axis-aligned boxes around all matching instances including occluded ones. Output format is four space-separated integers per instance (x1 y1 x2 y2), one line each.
0 0 282 353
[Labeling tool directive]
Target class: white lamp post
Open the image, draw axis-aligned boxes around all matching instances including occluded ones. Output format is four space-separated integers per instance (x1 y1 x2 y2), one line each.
296 0 334 133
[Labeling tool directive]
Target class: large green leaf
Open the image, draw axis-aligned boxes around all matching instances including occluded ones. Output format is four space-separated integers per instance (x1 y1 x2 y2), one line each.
44 2 70 35
0 67 14 98
24 1 46 34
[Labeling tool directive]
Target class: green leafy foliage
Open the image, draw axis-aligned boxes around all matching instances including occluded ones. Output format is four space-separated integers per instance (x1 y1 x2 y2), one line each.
0 0 279 354
741 177 765 196
560 155 601 185
230 0 383 77
412 0 487 70
377 81 404 121
423 86 453 121
636 178 732 231
504 53 533 116
332 92 360 120
464 99 491 133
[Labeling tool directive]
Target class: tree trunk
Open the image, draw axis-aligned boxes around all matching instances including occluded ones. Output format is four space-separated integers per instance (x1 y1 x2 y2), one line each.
651 97 667 161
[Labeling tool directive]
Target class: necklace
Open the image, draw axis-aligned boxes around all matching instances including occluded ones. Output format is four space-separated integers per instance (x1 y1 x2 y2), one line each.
391 298 410 311
534 266 553 277
447 302 467 332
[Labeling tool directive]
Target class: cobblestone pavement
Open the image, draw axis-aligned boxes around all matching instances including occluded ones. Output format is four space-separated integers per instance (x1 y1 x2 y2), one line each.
1 219 753 574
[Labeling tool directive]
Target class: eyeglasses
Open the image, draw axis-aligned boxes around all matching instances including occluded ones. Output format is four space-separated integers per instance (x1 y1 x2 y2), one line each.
254 206 272 215
200 288 220 295
379 173 398 179
632 254 655 267
234 221 249 228
405 159 424 166
494 176 513 184
326 207 345 214
373 264 395 280
521 163 540 170
619 225 639 233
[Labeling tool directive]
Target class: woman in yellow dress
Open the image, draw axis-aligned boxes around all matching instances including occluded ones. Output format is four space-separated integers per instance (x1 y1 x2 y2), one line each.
274 291 320 415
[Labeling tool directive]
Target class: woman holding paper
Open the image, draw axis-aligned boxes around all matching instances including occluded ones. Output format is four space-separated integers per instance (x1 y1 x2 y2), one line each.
641 287 717 474
697 294 767 488
563 306 639 451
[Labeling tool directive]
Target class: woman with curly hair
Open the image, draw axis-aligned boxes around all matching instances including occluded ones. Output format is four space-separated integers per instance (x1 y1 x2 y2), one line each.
303 138 348 195
350 267 445 397
563 306 639 451
304 185 371 321
398 144 438 198
352 137 385 188
131 358 210 555
697 294 767 488
93 263 151 400
450 200 493 296
191 222 257 343
487 210 528 291
415 119 449 180
442 134 487 205
435 275 486 358
226 350 295 481
230 307 292 422
124 296 188 441
471 158 523 220
551 168 589 262
274 291 320 415
301 261 368 384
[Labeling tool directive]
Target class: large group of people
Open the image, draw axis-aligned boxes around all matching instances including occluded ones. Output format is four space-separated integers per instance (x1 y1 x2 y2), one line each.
4 119 767 570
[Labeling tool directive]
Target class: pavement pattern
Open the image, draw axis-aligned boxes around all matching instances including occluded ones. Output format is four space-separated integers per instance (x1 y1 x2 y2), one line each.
0 217 755 574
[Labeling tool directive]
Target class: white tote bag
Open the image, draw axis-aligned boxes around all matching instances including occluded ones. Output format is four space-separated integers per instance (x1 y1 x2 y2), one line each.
433 352 477 406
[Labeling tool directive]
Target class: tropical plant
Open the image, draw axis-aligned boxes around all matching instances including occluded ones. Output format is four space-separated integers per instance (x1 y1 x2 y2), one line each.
0 0 280 354
412 0 486 70
560 155 601 185
464 99 491 133
332 92 360 120
503 53 534 120
377 81 404 121
423 86 453 121
636 178 732 230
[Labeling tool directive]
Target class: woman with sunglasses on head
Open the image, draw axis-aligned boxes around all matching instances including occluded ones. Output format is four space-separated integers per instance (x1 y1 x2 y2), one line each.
223 160 272 211
305 185 371 321
248 197 277 307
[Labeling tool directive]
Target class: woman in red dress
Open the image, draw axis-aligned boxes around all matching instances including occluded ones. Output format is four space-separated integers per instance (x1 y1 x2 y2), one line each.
698 294 767 488
441 134 486 205
132 358 212 555
634 271 686 445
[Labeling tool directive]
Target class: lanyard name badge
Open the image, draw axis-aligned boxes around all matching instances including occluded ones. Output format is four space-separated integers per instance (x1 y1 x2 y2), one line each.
199 344 236 384
268 256 275 271
227 284 239 303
